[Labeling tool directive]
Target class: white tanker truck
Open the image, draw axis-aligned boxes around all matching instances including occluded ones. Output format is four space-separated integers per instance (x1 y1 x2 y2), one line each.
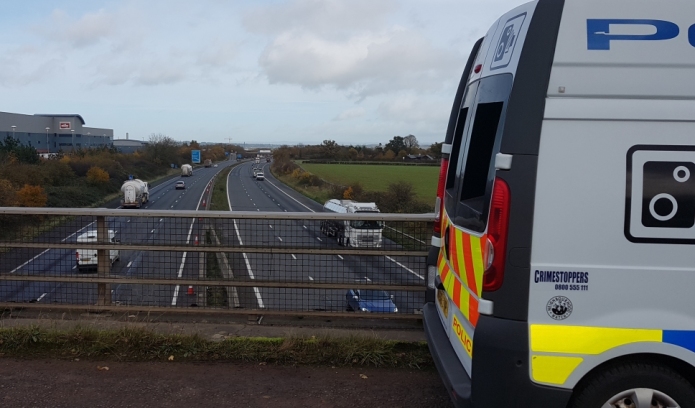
181 164 193 177
120 179 149 208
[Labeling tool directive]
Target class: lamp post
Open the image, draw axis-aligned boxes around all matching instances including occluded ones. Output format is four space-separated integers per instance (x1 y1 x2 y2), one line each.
45 127 50 154
71 129 75 152
11 125 16 140
87 132 90 148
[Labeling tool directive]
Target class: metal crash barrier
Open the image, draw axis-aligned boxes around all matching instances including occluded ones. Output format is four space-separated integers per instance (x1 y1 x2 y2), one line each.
0 208 433 319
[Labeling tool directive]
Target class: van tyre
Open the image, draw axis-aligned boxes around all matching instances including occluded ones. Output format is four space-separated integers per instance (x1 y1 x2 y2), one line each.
569 362 695 408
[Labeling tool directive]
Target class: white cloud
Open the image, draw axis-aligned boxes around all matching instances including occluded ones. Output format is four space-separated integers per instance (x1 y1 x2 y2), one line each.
249 0 464 98
243 0 397 36
377 95 449 123
39 9 118 48
333 107 366 121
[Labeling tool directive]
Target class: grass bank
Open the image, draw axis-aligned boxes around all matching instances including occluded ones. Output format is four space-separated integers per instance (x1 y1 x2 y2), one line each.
0 326 433 369
210 164 234 211
297 162 438 204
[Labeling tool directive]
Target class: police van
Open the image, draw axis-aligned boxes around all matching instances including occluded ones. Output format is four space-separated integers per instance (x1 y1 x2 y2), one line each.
423 0 695 407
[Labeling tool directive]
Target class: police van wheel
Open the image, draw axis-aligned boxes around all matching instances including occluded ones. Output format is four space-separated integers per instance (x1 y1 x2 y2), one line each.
569 362 695 408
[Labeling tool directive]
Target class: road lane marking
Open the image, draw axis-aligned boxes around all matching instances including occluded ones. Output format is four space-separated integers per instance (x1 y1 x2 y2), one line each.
72 265 76 270
127 261 132 268
308 276 314 281
150 229 155 233
291 254 297 260
338 255 344 260
303 226 307 229
9 249 50 274
172 184 207 306
385 256 424 280
269 225 273 229
232 212 265 309
316 237 322 242
364 277 372 282
277 237 283 242
37 293 47 302
263 177 315 212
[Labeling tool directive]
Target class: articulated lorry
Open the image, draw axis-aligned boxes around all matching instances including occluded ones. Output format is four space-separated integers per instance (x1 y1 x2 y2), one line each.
204 159 212 168
181 164 192 177
120 179 149 208
320 199 383 247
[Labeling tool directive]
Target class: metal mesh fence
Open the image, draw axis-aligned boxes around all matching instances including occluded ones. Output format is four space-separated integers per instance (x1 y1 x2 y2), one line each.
0 209 432 317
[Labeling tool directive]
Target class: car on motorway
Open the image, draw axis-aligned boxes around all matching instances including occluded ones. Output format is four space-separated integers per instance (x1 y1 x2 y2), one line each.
214 164 218 167
255 172 265 181
175 181 185 190
253 168 258 178
345 289 397 313
76 230 120 273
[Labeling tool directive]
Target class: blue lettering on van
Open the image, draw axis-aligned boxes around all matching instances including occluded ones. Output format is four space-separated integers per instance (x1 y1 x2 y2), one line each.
690 24 695 47
587 19 679 50
534 270 589 284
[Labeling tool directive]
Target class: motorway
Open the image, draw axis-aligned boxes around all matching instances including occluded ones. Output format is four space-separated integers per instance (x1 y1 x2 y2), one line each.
224 161 426 314
0 160 237 307
0 158 426 314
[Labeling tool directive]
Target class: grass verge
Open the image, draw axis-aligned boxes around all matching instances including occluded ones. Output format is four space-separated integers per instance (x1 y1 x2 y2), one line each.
210 165 233 211
0 326 433 369
274 173 331 205
296 162 439 204
205 230 228 307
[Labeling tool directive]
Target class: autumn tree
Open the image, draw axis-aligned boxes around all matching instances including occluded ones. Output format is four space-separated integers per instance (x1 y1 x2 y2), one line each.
17 185 47 207
384 149 396 160
321 140 339 159
0 179 17 206
86 166 110 185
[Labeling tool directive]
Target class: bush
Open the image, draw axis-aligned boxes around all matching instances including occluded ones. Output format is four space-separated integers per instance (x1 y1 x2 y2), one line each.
87 166 110 185
17 185 47 207
0 179 17 206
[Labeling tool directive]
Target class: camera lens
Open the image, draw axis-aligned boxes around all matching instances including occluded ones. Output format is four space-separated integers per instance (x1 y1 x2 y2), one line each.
649 193 678 222
674 165 690 183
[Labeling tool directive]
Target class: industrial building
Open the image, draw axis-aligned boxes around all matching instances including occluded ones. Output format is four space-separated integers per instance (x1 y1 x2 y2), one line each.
0 111 114 153
113 138 148 154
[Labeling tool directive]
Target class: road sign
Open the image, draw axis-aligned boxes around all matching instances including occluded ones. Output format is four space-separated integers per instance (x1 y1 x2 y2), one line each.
191 150 201 164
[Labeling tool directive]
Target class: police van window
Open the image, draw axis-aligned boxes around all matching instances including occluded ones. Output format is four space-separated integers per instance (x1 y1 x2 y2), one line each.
454 74 512 233
444 81 478 215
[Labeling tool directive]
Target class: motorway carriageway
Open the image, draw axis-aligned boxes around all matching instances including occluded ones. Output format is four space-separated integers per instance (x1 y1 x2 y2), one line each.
225 161 425 314
0 160 237 307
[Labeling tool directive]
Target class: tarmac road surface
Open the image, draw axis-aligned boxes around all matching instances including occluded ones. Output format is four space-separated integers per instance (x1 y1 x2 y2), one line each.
0 358 453 408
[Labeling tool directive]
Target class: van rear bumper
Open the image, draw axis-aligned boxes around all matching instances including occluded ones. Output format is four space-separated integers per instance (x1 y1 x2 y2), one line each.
423 303 471 408
423 303 573 408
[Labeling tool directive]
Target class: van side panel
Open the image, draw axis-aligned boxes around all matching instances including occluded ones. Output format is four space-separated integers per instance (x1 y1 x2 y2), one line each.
529 0 695 389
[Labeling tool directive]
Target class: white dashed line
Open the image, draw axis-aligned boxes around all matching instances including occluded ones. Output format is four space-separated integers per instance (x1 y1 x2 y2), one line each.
277 237 283 242
385 256 425 280
269 225 273 229
338 255 344 260
308 276 314 281
37 293 47 302
9 249 50 274
317 237 322 242
364 277 372 282
291 254 297 260
127 261 132 268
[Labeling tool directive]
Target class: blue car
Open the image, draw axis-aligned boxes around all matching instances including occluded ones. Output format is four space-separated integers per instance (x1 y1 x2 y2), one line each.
345 289 398 313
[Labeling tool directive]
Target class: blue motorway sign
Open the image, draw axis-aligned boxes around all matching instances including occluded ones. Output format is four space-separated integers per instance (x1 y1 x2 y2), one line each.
191 150 201 164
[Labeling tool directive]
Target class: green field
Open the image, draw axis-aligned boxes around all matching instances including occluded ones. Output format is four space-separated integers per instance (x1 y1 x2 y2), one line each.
298 163 439 203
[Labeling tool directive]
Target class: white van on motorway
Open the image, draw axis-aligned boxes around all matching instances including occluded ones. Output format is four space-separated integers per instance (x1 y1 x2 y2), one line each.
75 230 119 272
423 1 695 407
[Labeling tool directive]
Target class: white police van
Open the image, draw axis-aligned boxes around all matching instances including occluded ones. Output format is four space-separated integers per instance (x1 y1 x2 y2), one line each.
423 1 695 407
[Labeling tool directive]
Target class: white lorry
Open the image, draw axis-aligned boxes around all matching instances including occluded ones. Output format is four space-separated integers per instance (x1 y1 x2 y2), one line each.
320 199 383 247
423 1 695 407
75 230 119 272
120 179 149 208
181 164 192 177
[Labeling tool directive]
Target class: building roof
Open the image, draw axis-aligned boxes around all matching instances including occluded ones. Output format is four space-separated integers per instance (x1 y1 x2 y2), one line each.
34 114 86 125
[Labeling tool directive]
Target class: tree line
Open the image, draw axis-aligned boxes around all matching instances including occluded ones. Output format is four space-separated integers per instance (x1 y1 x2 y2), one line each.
279 135 442 162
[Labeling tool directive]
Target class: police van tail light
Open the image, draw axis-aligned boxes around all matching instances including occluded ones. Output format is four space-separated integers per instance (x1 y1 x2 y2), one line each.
433 158 449 234
483 178 510 292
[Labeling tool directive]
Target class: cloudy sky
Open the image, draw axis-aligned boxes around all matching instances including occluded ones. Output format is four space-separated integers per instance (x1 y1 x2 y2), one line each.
0 0 527 147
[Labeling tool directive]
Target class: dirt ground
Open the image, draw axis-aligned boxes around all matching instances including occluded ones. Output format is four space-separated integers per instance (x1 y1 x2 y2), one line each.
0 358 453 408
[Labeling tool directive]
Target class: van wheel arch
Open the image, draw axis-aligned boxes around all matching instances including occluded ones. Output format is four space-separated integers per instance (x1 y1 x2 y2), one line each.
569 353 695 408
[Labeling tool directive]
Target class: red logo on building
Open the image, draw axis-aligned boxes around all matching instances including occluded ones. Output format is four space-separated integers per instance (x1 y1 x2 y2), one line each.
59 122 71 129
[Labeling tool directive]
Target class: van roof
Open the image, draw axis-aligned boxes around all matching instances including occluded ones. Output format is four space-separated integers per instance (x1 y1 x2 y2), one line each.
77 230 115 240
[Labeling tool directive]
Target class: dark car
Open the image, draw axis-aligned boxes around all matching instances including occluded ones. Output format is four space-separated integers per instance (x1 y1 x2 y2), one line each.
175 181 185 190
346 289 398 313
